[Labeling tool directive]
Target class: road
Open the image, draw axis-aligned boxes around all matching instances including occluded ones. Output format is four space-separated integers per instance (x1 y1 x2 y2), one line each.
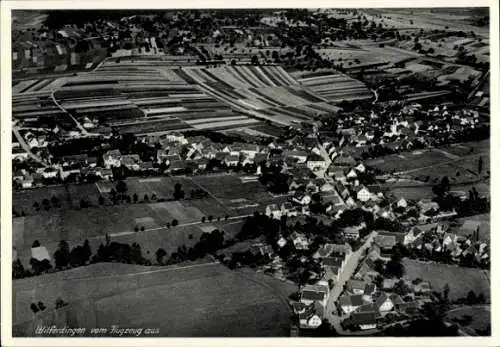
325 231 378 332
12 126 49 167
108 213 252 238
50 90 98 137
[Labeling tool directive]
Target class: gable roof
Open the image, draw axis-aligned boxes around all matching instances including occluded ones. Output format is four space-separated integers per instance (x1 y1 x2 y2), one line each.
301 290 326 302
350 312 378 326
347 279 366 291
364 283 376 296
323 257 343 267
339 294 364 307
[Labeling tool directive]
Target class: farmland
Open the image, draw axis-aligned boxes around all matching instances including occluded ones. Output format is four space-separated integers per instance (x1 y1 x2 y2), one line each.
367 141 489 184
402 259 490 301
13 262 295 337
291 69 372 103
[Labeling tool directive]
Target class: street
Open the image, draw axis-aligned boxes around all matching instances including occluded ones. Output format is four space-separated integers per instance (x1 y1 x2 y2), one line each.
324 231 378 332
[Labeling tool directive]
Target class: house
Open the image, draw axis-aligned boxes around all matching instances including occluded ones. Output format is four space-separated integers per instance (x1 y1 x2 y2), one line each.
300 283 329 307
298 302 324 329
335 183 350 200
293 193 312 206
374 292 394 313
323 265 341 282
306 154 328 171
355 258 379 281
277 236 287 248
21 175 34 188
42 167 58 179
239 143 261 158
404 226 425 245
343 223 365 240
346 169 358 179
333 155 356 168
121 154 142 171
59 166 81 180
31 245 51 261
355 185 371 202
168 160 187 173
363 284 377 301
355 163 366 173
328 168 347 183
418 199 440 213
314 243 352 260
292 232 309 250
284 150 308 164
347 312 378 330
224 154 240 167
339 294 365 315
347 279 367 295
265 204 282 219
103 149 121 168
396 198 408 209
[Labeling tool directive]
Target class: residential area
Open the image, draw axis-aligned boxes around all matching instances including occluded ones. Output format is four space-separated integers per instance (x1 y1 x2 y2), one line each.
10 8 491 338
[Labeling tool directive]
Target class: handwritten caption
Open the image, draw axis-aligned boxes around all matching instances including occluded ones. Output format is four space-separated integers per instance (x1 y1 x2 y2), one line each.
35 325 160 337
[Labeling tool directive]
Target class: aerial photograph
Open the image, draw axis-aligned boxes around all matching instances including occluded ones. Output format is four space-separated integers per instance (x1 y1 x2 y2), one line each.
10 7 490 337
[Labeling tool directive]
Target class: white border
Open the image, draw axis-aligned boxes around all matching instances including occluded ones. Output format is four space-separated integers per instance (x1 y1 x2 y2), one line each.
1 1 498 346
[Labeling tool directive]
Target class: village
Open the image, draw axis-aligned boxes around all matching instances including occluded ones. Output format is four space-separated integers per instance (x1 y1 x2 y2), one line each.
9 8 491 338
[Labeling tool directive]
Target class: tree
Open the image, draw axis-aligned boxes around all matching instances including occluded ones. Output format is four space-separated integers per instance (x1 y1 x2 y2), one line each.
12 259 25 279
98 195 105 205
38 301 46 311
466 290 477 305
32 240 41 248
394 279 411 296
30 303 40 314
201 216 206 223
172 219 179 226
133 193 138 203
144 194 149 202
478 157 483 174
55 297 68 309
116 180 128 196
173 183 185 200
443 283 450 302
208 215 213 222
83 239 92 262
54 240 71 269
155 248 167 264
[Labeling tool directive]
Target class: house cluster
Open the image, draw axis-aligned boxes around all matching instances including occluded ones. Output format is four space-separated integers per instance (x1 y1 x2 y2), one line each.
291 243 353 329
403 220 489 266
334 242 434 331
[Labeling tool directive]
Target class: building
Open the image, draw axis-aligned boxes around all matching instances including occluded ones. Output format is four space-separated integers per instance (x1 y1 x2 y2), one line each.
300 283 329 307
347 312 378 330
355 185 371 202
121 154 142 171
339 294 365 315
298 302 324 329
306 154 328 171
103 149 122 168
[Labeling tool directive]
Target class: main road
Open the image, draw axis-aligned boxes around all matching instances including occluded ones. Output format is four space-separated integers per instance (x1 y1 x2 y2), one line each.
324 230 378 332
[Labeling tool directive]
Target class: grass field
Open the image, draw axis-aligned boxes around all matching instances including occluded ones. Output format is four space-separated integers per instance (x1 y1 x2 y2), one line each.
13 262 295 337
12 197 233 265
452 214 490 242
446 306 491 335
403 259 490 301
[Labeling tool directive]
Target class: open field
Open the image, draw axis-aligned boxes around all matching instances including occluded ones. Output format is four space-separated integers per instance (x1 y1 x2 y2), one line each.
368 142 489 185
13 262 295 337
446 306 490 335
452 214 490 242
403 259 490 301
12 197 233 264
191 173 280 211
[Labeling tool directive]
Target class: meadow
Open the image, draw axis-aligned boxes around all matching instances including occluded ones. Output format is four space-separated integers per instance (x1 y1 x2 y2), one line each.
13 262 295 337
403 259 490 301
